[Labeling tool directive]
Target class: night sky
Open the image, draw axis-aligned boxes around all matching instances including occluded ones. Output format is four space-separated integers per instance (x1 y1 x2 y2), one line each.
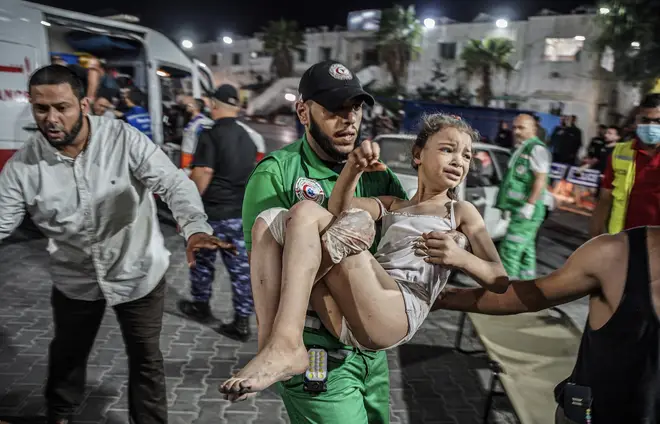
33 0 595 43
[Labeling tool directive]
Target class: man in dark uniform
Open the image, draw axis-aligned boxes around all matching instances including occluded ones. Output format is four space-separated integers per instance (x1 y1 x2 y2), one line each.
179 84 257 342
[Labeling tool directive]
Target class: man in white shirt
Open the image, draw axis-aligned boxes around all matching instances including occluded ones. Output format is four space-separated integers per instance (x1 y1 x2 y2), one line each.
0 64 234 424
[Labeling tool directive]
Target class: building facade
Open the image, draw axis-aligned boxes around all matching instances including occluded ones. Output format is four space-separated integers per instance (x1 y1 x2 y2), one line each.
192 8 639 141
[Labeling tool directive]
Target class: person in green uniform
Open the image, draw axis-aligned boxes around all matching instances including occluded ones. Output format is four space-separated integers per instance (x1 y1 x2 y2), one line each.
495 114 551 279
241 61 406 423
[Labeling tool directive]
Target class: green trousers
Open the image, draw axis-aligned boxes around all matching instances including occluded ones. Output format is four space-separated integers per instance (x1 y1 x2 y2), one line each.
276 324 390 423
498 213 544 280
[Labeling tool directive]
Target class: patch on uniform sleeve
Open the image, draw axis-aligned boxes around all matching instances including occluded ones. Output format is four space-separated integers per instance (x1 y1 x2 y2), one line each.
294 177 326 205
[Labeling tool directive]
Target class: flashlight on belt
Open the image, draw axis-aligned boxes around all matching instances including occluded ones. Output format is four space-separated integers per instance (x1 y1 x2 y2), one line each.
303 348 328 394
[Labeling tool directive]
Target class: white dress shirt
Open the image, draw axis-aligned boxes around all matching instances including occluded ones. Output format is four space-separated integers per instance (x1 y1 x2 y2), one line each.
0 115 213 305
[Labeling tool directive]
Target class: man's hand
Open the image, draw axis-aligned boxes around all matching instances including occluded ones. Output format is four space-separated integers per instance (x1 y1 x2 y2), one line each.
186 233 236 267
416 231 469 268
519 203 535 220
348 140 387 172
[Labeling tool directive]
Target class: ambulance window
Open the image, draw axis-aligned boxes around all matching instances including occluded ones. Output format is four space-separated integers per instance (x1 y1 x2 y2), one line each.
157 65 192 103
198 64 215 94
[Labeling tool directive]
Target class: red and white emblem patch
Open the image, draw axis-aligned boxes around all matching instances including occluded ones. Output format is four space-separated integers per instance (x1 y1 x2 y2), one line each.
294 177 325 205
328 63 353 81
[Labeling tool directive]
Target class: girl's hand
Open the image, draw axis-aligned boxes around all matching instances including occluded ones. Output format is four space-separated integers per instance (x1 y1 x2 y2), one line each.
415 231 469 268
348 140 387 172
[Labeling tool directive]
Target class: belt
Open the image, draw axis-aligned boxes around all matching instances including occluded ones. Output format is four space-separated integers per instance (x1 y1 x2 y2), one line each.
304 314 353 360
304 315 323 330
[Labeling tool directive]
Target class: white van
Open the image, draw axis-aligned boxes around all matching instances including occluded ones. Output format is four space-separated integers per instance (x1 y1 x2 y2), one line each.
0 0 215 172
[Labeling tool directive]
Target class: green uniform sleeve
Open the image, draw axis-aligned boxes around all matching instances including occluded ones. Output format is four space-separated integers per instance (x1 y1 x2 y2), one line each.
242 165 290 251
386 168 408 199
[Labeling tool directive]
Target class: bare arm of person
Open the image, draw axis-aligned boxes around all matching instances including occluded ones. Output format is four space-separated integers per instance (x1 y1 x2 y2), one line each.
430 233 616 314
86 58 102 101
189 130 217 195
591 188 613 238
527 172 548 204
590 154 614 238
327 140 401 220
422 200 508 293
527 145 550 204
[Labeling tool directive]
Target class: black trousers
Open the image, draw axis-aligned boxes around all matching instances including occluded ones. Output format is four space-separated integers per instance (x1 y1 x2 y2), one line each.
45 280 167 423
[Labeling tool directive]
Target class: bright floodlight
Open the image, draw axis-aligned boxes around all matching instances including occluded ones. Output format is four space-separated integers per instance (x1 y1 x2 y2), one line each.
631 41 640 48
495 19 508 29
599 7 610 15
574 35 586 41
423 18 436 29
181 39 193 49
40 20 51 26
284 93 296 102
223 36 233 45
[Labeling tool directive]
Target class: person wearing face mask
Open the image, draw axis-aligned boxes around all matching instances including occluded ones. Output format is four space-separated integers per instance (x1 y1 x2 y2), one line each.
0 65 234 424
590 93 660 238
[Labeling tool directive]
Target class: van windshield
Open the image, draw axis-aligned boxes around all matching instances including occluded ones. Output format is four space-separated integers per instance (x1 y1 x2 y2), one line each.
378 137 416 176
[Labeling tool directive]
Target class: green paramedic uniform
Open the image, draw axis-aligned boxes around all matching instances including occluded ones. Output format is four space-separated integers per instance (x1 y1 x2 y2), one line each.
242 135 407 424
495 136 549 280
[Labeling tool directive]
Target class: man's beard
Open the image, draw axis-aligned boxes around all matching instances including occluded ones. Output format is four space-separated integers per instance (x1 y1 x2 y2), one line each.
40 110 84 148
308 114 355 163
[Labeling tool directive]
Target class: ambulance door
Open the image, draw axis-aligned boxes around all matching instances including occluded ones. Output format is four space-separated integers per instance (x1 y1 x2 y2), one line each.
0 0 48 170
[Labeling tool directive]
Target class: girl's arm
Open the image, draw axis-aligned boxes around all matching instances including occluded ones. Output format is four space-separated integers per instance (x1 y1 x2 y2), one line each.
454 201 509 292
327 142 400 220
422 201 509 293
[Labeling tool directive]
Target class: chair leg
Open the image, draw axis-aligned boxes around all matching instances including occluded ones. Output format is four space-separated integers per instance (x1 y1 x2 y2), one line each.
483 366 501 424
454 312 467 350
454 312 486 354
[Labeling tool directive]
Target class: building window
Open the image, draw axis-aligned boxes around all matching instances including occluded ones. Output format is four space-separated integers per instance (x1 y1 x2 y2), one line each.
211 54 218 66
232 53 242 66
320 47 332 61
438 42 457 60
298 49 307 63
544 38 584 62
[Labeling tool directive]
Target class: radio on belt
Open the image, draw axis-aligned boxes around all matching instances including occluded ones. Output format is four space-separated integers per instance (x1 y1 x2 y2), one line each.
303 348 328 393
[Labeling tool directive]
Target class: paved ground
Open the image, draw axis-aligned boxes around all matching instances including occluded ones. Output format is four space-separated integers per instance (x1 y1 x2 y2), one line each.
0 212 585 424
0 119 588 423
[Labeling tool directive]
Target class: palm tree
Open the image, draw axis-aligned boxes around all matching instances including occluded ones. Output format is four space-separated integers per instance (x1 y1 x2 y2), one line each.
259 20 305 79
376 5 423 93
460 37 515 106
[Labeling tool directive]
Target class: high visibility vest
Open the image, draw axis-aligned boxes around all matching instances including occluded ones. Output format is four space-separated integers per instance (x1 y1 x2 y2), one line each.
495 136 548 217
608 141 636 234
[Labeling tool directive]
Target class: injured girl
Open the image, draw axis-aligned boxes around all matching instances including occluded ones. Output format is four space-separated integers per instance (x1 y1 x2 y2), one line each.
221 113 509 400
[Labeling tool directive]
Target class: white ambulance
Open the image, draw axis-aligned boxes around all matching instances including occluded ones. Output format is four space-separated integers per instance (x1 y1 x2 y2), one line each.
0 0 215 172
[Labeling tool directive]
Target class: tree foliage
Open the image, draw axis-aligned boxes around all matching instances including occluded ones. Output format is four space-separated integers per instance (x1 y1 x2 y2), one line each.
595 0 660 90
260 20 306 79
460 38 515 106
376 5 423 92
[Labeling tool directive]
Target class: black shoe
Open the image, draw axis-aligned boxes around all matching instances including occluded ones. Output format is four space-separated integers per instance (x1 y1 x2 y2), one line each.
47 414 72 424
178 299 215 323
217 314 251 342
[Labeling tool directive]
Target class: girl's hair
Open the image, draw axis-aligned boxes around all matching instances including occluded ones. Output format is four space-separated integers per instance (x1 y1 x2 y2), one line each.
411 113 480 200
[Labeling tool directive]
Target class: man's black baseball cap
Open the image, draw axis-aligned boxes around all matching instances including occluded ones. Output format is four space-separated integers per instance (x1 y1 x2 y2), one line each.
299 61 374 112
211 84 240 107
